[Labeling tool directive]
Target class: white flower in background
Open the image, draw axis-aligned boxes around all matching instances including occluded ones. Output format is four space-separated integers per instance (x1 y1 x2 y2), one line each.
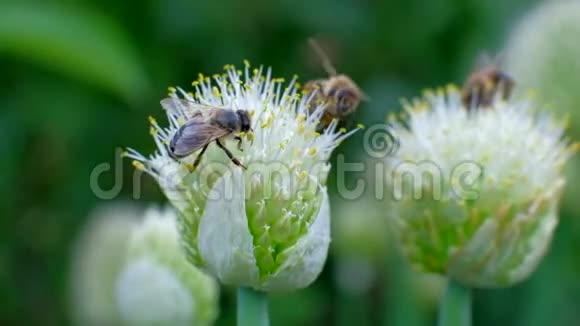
70 203 139 325
504 0 580 138
503 0 580 216
115 206 219 326
125 62 356 291
70 204 219 326
385 86 575 287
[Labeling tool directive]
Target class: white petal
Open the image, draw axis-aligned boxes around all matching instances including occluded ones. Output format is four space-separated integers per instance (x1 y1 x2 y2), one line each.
197 169 260 287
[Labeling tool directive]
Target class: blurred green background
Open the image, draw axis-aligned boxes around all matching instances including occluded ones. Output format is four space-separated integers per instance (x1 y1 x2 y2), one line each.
2 0 580 325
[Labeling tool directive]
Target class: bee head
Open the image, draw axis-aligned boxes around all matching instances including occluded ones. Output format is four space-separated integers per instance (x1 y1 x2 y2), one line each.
236 110 252 133
336 88 360 117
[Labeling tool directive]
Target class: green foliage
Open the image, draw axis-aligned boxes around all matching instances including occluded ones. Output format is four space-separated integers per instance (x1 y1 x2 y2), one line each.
0 3 148 103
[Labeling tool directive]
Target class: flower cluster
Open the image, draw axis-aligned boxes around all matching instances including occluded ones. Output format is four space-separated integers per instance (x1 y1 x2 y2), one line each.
385 86 575 287
126 62 356 291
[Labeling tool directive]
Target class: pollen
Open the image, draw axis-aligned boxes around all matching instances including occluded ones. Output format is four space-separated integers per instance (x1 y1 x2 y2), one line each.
290 160 302 169
296 113 306 123
167 86 177 94
422 88 435 98
307 147 318 156
356 123 366 129
446 84 459 93
185 163 195 173
244 59 251 67
120 151 129 158
298 171 308 180
260 115 273 128
339 127 347 133
132 160 146 171
148 116 158 126
212 86 221 97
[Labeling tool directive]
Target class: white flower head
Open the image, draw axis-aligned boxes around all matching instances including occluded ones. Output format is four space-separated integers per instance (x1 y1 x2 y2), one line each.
125 62 357 291
115 206 219 326
385 85 575 287
70 204 219 326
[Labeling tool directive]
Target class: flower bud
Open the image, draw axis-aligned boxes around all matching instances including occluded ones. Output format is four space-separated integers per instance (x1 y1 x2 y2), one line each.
126 64 357 291
70 204 219 325
385 86 574 287
70 204 138 325
115 206 219 325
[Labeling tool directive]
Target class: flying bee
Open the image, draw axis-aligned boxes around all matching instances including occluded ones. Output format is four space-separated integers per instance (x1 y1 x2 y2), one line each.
303 38 367 130
161 98 252 170
461 52 515 109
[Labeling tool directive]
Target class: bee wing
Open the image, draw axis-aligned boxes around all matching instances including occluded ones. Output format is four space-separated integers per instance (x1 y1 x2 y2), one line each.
161 97 223 119
170 118 230 157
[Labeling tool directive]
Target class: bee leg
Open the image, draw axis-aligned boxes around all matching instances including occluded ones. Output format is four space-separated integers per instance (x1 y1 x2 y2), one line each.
470 92 476 111
191 144 210 171
216 139 247 170
499 76 515 100
470 87 480 111
234 136 243 151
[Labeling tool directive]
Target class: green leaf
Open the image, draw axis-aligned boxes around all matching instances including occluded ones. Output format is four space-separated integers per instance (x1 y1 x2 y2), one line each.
0 3 148 103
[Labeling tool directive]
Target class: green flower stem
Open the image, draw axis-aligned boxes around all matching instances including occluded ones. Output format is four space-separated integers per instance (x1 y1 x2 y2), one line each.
237 287 269 326
337 289 371 326
438 279 471 326
385 258 425 326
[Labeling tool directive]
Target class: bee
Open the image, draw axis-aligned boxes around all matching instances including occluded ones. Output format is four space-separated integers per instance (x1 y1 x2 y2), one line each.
303 38 367 130
461 52 515 109
161 98 252 170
